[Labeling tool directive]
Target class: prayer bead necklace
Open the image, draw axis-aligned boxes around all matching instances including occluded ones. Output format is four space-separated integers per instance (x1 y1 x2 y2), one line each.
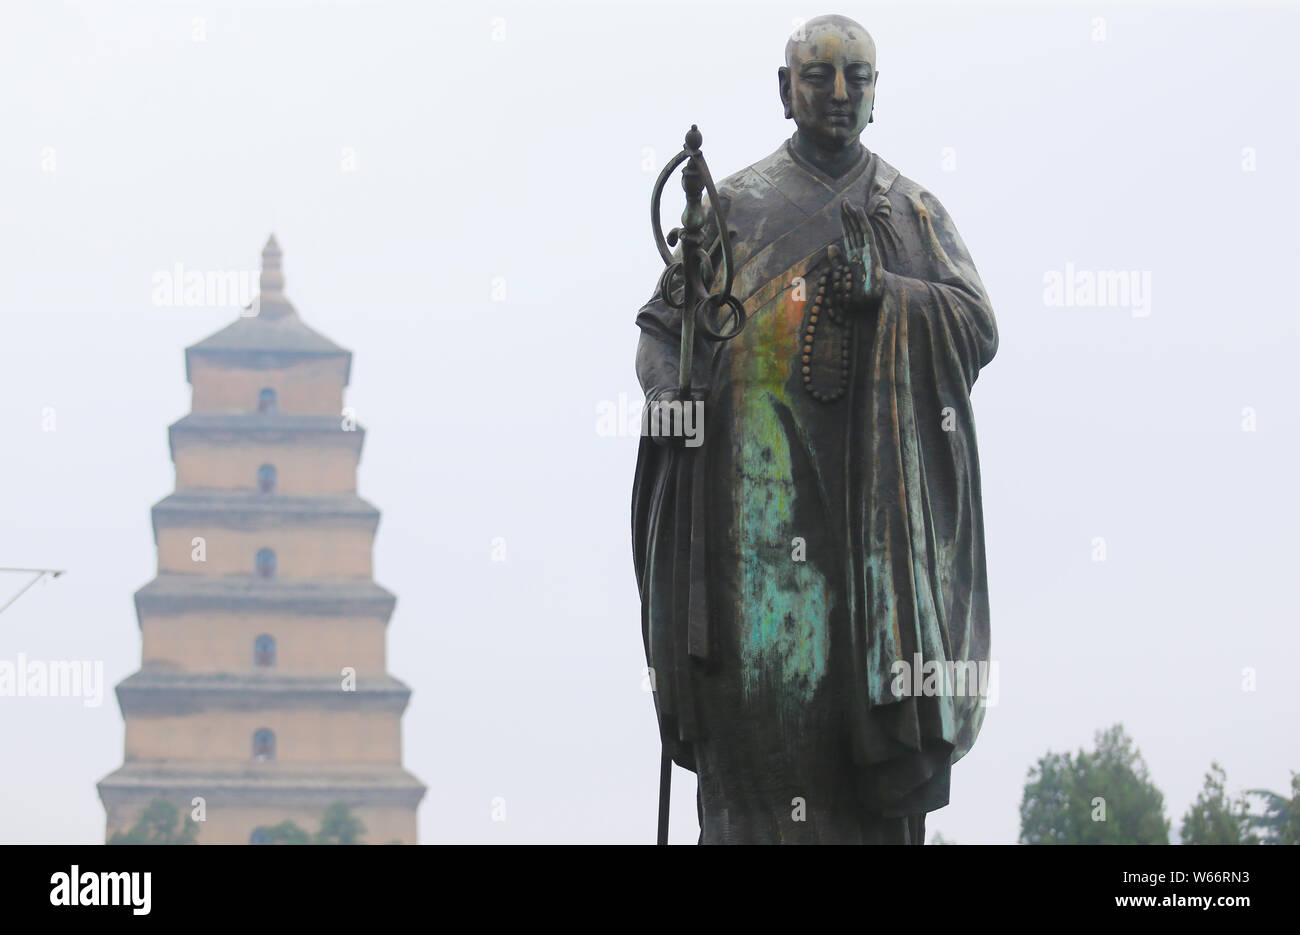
802 264 855 403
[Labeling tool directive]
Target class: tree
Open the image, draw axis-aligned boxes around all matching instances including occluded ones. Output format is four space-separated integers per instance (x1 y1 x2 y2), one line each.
261 820 312 845
250 804 368 845
1180 762 1258 844
1019 750 1076 844
1245 772 1300 845
108 798 199 845
1019 724 1169 844
314 802 367 845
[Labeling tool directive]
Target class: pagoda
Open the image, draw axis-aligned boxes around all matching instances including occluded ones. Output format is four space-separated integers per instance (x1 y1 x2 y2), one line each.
98 236 424 844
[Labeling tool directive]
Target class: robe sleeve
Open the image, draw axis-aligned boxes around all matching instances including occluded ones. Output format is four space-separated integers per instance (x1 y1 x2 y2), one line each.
877 188 997 390
630 192 731 770
849 184 998 769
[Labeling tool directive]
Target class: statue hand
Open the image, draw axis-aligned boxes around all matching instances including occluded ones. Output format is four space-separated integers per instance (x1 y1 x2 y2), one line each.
828 200 884 313
642 387 706 449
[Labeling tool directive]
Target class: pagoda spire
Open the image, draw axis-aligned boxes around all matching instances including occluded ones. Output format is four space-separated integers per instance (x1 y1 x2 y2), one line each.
257 233 294 319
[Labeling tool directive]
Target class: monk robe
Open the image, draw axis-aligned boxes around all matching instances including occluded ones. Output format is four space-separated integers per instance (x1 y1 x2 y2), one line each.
632 138 998 844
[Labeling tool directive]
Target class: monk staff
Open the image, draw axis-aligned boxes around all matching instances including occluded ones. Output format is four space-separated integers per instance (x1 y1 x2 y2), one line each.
647 126 747 844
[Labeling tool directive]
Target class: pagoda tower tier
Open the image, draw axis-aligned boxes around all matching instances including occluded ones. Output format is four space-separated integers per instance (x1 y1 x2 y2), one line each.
99 235 425 844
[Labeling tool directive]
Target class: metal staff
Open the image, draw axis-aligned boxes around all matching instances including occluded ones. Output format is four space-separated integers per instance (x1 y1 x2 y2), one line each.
647 126 747 844
650 125 746 393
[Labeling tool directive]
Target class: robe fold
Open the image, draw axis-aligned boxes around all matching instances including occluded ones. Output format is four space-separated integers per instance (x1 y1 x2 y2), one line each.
632 138 997 843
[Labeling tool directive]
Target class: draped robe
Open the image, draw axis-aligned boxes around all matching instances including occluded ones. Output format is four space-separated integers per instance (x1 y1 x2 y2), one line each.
632 139 997 844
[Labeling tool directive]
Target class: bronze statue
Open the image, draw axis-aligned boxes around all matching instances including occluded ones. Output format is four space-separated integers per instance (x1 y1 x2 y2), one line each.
633 14 998 844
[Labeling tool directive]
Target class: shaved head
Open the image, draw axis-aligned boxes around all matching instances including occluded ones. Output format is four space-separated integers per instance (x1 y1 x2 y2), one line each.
778 14 879 169
786 14 876 70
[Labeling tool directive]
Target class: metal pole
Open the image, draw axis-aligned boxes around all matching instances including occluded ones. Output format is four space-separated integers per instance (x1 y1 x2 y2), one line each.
0 568 64 616
677 126 707 396
657 749 673 845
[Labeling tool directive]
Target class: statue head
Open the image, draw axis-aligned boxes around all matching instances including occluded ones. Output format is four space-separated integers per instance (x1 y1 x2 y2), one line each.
779 15 878 153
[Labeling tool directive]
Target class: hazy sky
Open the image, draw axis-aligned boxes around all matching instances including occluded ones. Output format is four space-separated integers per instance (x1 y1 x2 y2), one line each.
2 0 1297 844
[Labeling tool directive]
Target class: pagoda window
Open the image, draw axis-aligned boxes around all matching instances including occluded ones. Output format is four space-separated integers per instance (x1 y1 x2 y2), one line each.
257 464 277 494
254 634 276 668
253 728 276 761
255 548 277 579
258 387 277 413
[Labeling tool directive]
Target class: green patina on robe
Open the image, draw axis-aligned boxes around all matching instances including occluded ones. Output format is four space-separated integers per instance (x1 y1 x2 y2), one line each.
633 140 997 843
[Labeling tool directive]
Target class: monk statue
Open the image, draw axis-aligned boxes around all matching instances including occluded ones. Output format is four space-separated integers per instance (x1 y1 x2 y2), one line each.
632 14 998 844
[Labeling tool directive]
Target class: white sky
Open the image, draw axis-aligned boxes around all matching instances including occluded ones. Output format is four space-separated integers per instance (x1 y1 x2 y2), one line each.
2 0 1297 844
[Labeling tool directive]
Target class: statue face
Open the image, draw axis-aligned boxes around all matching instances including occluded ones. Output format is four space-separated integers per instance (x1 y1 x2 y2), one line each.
781 25 877 151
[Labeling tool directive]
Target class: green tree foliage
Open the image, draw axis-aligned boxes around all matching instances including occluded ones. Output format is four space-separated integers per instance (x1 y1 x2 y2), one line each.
313 802 367 845
1020 751 1074 844
1180 762 1258 844
1019 724 1169 844
251 803 368 845
1245 772 1300 845
107 798 199 845
261 820 313 845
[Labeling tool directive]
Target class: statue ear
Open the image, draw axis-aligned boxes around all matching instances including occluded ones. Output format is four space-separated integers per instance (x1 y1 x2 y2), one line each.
777 66 792 119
